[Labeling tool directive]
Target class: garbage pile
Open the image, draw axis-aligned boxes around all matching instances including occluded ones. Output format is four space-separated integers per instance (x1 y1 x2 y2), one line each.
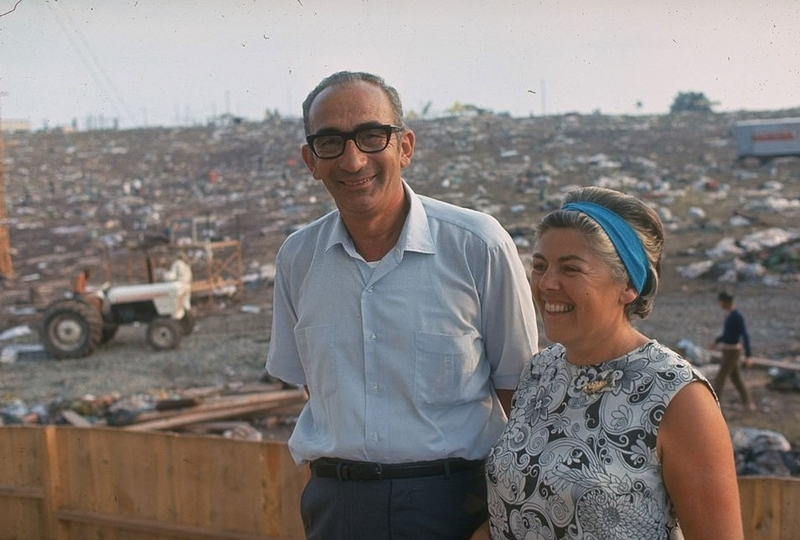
732 427 800 477
0 383 305 441
678 227 800 285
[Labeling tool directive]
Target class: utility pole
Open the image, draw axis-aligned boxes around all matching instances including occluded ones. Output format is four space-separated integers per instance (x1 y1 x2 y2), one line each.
0 134 13 280
0 90 14 279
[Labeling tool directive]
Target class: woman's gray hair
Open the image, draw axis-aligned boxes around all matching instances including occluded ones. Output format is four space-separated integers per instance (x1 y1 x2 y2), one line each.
535 186 664 319
302 71 405 135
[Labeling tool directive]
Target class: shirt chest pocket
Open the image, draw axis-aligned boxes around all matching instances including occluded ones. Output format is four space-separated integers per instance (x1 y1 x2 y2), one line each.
295 324 337 398
413 331 480 406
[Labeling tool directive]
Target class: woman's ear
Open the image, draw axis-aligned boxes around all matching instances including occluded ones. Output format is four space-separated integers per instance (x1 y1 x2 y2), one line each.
620 282 639 305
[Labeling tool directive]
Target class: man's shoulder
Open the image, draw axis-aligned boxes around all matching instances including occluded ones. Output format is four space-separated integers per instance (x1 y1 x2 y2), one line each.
277 211 338 256
418 193 510 242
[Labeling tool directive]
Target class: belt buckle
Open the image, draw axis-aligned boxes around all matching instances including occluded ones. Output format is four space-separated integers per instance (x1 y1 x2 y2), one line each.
337 461 383 481
355 462 382 481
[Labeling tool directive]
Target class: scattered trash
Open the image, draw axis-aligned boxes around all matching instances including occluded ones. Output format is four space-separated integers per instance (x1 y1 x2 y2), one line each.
731 427 800 477
0 325 32 341
0 384 305 440
766 368 800 392
0 343 45 364
676 338 713 366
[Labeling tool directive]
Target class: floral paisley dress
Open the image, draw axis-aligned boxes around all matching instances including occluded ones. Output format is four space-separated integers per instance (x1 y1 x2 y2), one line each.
487 341 711 540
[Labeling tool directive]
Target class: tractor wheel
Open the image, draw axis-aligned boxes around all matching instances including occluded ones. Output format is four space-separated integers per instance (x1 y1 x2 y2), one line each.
41 299 103 359
180 309 196 336
146 318 183 350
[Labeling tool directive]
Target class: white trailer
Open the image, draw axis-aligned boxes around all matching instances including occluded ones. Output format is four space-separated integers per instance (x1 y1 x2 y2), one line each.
734 118 800 162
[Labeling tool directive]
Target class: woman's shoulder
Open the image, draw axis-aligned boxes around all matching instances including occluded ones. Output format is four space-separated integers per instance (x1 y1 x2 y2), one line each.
638 340 710 387
524 343 565 374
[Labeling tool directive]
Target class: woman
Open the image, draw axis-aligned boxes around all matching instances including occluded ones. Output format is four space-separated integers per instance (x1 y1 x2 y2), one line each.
474 187 743 539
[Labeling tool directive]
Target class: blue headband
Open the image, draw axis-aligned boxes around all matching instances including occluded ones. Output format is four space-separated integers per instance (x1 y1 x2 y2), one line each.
561 201 649 295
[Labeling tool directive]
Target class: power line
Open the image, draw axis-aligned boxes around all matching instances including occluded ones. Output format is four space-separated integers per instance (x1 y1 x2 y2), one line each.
47 2 137 126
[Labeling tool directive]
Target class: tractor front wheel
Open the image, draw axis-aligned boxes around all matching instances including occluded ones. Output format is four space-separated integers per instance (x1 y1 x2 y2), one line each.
146 318 183 350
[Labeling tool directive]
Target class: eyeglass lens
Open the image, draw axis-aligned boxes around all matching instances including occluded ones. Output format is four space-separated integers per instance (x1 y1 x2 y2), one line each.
310 126 396 158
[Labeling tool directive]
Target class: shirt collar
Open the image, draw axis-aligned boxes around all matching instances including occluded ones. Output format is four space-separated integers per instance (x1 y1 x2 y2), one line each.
325 180 435 257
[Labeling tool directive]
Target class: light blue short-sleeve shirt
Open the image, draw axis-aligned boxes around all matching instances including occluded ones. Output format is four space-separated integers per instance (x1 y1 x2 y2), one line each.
266 182 538 464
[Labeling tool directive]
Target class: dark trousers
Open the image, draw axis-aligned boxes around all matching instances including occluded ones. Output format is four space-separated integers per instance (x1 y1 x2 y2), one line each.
300 464 487 540
714 347 753 405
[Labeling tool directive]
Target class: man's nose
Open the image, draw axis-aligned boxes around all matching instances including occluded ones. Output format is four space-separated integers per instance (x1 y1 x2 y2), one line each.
338 139 368 171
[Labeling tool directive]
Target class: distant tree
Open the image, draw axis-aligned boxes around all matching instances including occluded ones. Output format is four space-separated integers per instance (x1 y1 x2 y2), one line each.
447 102 490 116
669 92 715 113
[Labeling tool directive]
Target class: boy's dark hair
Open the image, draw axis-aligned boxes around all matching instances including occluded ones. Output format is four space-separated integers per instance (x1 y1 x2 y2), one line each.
718 291 734 303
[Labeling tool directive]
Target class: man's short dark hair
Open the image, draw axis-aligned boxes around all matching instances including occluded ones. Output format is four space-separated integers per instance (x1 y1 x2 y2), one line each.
718 291 734 303
302 71 405 135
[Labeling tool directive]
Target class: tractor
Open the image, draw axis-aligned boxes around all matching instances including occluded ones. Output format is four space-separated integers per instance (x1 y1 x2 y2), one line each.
40 262 195 359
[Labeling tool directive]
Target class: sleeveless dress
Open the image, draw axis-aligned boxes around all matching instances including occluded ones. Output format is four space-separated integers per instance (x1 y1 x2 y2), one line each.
486 340 711 540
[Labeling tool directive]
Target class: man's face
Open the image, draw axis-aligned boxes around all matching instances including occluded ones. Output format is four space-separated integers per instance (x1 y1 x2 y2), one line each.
301 81 415 218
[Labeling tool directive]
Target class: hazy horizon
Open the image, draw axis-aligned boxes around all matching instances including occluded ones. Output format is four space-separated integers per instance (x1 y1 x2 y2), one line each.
2 1 798 130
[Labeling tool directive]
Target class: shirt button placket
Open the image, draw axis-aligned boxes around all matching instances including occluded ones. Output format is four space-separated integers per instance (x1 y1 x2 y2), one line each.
363 282 382 450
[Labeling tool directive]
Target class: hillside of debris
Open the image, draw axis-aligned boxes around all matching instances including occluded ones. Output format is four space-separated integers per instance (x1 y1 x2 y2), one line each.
2 109 800 298
1 109 800 469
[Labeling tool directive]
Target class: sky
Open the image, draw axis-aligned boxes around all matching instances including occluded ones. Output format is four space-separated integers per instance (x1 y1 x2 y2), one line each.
1 0 799 130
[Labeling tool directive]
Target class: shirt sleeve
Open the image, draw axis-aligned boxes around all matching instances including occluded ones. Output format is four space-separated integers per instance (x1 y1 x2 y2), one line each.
265 253 307 385
481 236 539 390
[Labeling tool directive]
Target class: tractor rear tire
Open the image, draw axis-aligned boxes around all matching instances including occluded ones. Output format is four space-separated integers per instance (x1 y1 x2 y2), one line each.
41 299 103 359
147 318 183 350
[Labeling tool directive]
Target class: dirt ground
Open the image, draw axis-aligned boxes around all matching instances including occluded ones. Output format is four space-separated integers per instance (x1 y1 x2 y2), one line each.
2 274 799 447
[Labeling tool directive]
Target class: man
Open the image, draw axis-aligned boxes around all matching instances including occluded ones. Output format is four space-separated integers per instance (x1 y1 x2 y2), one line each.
266 71 538 539
711 291 755 411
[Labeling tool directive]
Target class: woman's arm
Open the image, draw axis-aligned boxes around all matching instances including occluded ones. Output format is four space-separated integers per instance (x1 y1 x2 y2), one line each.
658 381 744 540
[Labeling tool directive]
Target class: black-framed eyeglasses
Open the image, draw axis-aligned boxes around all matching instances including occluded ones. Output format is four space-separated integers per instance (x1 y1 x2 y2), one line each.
306 124 404 159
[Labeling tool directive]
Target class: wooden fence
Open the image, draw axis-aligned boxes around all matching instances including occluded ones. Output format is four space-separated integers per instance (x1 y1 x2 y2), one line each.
0 426 308 539
0 425 798 539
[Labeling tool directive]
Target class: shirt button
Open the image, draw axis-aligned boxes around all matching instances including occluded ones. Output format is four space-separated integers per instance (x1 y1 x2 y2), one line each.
367 286 374 293
370 334 377 341
372 432 379 441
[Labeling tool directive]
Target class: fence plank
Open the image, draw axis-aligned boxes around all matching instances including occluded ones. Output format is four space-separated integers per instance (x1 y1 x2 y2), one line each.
0 427 47 539
738 476 800 540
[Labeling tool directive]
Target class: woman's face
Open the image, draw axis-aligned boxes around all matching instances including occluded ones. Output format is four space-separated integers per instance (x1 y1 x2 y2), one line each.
530 227 637 354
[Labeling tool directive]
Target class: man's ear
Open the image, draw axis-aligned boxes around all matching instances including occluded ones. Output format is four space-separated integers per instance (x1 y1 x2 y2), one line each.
301 145 321 179
399 129 415 169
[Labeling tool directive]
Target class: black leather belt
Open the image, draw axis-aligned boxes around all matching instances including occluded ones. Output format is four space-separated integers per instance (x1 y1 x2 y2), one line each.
310 457 483 481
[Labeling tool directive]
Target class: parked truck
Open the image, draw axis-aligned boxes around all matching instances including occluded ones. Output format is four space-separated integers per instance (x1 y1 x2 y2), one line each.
734 117 800 162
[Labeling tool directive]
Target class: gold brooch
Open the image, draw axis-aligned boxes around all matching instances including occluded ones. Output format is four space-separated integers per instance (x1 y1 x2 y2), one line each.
582 379 610 395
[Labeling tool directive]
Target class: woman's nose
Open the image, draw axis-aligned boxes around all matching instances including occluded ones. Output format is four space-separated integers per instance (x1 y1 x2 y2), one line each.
535 269 559 290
